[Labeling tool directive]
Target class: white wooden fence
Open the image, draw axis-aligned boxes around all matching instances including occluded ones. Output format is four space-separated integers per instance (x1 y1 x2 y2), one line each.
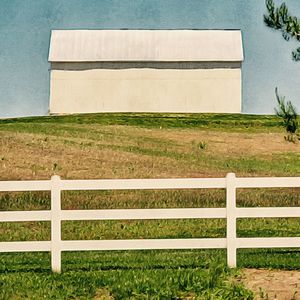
0 173 300 273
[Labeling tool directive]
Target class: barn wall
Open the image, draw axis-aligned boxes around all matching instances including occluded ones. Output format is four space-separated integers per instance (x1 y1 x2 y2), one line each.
50 68 241 114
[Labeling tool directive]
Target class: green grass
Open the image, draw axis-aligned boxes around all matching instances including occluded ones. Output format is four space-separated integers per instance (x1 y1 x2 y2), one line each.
0 248 298 298
0 113 300 298
0 251 254 299
1 188 299 298
0 112 284 132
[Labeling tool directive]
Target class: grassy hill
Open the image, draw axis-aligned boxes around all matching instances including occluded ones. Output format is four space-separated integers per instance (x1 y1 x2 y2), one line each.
0 113 299 181
0 113 299 299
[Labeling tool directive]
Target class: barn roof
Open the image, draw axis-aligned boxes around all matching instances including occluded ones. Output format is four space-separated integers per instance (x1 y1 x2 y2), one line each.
48 30 243 62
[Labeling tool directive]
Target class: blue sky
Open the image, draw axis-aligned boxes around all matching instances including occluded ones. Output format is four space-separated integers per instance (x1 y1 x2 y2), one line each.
0 0 300 117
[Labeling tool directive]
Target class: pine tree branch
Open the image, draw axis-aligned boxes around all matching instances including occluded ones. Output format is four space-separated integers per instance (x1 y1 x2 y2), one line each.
264 0 300 61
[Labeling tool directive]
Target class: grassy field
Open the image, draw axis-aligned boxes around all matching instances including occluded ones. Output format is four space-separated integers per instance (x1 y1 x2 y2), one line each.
0 113 300 299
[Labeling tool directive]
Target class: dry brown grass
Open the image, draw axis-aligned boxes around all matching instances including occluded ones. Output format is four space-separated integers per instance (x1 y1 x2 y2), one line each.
0 125 299 181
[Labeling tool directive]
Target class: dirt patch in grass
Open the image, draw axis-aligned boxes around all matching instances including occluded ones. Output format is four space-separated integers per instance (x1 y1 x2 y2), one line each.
241 268 300 299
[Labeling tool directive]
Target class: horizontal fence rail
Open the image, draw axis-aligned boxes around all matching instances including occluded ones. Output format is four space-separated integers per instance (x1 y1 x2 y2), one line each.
0 173 299 272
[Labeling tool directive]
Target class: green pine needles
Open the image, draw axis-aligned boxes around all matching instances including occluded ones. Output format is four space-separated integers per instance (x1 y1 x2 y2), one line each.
264 0 300 61
274 87 299 142
264 1 300 141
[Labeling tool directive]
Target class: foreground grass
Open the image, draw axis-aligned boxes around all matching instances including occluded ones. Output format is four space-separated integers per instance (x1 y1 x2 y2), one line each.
1 188 299 298
1 248 299 299
0 251 253 299
0 113 299 298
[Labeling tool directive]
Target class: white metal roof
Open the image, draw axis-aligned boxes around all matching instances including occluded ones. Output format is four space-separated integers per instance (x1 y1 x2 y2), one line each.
49 30 243 62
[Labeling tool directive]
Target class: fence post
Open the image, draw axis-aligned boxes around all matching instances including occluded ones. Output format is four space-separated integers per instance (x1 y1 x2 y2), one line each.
51 175 62 273
226 173 237 268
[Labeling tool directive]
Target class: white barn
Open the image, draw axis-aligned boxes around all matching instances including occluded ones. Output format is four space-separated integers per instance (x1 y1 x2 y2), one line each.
48 30 244 114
